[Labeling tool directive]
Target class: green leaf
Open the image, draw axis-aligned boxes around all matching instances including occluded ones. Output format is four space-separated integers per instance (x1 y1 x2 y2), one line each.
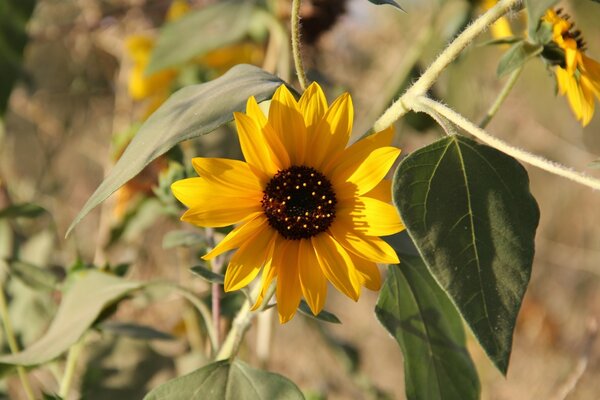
366 0 405 12
67 64 289 236
163 230 205 249
392 135 539 374
0 0 36 115
525 0 559 39
376 254 480 400
497 40 542 77
298 301 341 324
0 270 142 367
478 36 523 47
147 0 255 74
5 259 59 291
98 321 175 341
0 203 46 219
144 359 305 400
589 159 600 169
190 265 225 284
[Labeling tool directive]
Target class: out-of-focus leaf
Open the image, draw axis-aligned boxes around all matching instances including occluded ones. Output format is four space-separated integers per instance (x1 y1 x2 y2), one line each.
525 0 559 38
0 0 36 115
190 265 224 284
297 301 341 324
42 393 63 400
366 0 405 12
67 65 289 236
497 40 542 77
143 359 304 400
478 36 523 47
163 230 205 249
0 270 142 367
98 321 175 341
376 254 480 400
392 134 539 375
147 0 255 74
5 259 58 291
0 203 45 219
589 159 600 169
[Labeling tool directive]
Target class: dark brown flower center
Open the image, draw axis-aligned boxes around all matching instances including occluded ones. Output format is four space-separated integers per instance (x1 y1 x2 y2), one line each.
261 166 336 240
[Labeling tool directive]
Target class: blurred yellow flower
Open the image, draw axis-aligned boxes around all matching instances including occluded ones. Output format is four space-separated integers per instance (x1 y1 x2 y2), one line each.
481 0 513 39
542 9 600 126
171 83 404 323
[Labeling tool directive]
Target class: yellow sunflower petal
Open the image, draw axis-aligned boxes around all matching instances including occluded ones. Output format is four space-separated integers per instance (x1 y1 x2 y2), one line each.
191 158 262 192
329 222 399 264
251 256 277 311
350 254 382 291
337 196 404 237
333 146 401 197
312 233 361 301
269 85 307 165
246 96 290 168
224 227 276 292
556 67 569 95
275 239 302 323
363 179 392 203
308 93 353 168
582 55 600 95
298 82 328 132
203 213 267 260
297 238 327 315
579 75 596 126
234 112 279 178
171 177 261 208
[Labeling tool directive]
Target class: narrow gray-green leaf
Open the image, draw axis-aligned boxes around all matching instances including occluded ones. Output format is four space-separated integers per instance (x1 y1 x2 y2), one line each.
0 270 141 366
392 134 539 374
298 301 341 324
98 321 175 341
525 0 559 38
366 0 405 12
497 40 542 77
5 259 58 291
190 265 225 284
147 0 254 74
144 359 304 400
588 158 600 169
163 230 205 249
0 203 46 219
67 65 287 236
376 255 480 400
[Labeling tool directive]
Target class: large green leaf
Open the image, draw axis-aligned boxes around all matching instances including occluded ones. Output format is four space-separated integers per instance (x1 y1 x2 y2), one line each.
67 65 287 236
0 270 142 367
0 0 36 115
143 359 304 400
376 254 480 400
392 134 539 374
147 0 255 74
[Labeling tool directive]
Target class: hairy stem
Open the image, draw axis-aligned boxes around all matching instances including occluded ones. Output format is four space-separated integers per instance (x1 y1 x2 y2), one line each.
415 96 600 191
479 66 523 128
291 0 308 90
373 0 521 131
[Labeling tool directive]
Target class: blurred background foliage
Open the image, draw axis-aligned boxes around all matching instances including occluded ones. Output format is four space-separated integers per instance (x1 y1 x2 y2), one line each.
0 0 599 398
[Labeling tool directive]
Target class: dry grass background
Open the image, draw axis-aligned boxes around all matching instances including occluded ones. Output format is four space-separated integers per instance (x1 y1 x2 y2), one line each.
1 0 600 399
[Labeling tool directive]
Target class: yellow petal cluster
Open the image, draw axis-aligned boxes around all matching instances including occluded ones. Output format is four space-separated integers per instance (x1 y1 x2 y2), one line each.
171 83 404 323
543 9 600 126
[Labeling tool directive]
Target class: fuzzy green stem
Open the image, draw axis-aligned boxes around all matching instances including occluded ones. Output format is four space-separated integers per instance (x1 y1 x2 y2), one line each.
415 96 600 191
0 287 35 400
291 0 308 90
58 338 85 398
373 0 521 131
479 66 523 128
216 283 276 361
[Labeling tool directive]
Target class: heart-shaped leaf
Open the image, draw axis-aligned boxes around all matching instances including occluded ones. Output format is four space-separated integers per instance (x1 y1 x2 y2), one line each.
143 359 304 400
67 65 288 236
392 134 539 374
376 253 480 400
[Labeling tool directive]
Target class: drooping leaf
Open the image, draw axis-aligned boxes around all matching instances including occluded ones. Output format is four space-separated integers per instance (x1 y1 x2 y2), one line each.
98 321 175 341
588 159 600 169
0 270 142 367
163 230 206 249
190 265 225 284
0 203 46 219
497 40 542 77
376 254 480 400
67 65 289 236
298 301 341 324
392 134 539 374
147 0 255 74
5 259 59 291
0 0 36 115
143 359 305 400
525 0 559 38
366 0 405 12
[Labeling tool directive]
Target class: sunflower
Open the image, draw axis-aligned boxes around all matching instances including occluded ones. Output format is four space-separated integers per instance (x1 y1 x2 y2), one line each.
171 83 404 323
542 9 600 126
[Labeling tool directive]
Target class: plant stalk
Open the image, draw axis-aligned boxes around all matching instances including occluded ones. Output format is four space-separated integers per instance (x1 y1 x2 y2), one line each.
479 66 523 128
291 0 308 90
